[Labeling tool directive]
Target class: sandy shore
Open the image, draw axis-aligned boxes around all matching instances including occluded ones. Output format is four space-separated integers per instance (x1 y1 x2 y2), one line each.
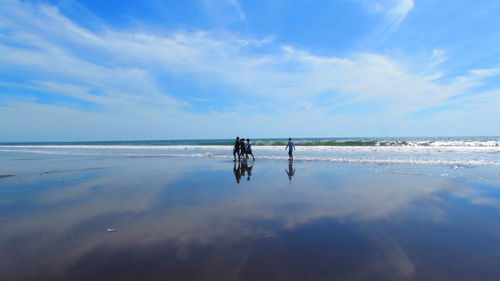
1 151 500 281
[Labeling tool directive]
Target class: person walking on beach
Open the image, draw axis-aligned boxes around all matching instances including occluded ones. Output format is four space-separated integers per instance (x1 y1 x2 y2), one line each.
285 137 295 160
233 137 241 161
240 138 247 158
245 138 255 160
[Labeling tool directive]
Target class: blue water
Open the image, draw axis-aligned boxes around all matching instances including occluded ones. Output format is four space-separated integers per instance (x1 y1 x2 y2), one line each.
1 136 499 146
1 136 500 182
1 155 500 280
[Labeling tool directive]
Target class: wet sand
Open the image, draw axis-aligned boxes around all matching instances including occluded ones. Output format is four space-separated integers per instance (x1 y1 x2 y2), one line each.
1 151 500 281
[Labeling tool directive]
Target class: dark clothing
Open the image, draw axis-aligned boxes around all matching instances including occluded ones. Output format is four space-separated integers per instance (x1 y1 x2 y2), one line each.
233 139 241 159
286 140 295 159
233 162 241 183
240 141 246 155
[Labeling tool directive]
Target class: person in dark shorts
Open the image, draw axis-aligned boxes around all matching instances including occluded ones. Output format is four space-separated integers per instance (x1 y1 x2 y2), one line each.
239 138 247 157
233 137 240 161
245 138 255 160
285 137 295 160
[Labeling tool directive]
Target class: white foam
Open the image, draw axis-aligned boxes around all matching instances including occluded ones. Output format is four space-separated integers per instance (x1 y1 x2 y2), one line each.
0 145 232 150
1 147 500 166
2 145 499 153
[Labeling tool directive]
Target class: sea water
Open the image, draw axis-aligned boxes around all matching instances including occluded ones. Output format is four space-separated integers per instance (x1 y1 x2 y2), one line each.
1 137 499 163
2 140 500 280
1 136 500 180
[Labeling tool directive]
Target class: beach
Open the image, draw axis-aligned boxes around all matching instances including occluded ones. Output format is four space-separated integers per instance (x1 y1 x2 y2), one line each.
1 146 500 280
3 0 500 279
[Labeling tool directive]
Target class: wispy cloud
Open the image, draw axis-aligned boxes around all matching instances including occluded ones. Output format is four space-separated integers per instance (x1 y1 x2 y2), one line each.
360 0 415 42
0 0 499 140
388 0 414 26
228 0 246 21
369 0 415 26
200 0 247 25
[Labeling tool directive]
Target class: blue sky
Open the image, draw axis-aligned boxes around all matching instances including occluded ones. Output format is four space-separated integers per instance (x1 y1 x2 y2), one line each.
1 0 500 141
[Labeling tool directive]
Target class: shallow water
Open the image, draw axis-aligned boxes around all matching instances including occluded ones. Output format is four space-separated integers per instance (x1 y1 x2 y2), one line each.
1 152 500 281
2 140 500 168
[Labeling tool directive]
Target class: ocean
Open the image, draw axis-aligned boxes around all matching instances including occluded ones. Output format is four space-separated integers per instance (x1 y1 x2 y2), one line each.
1 136 499 166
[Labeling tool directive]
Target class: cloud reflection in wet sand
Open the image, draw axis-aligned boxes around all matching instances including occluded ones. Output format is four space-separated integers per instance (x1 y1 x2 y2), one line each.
1 157 500 280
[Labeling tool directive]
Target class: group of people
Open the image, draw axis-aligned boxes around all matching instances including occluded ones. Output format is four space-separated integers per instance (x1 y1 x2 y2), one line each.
233 137 255 161
232 137 297 183
232 137 296 161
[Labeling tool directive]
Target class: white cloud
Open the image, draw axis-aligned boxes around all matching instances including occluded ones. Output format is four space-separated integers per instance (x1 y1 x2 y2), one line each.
228 0 246 21
470 67 500 77
389 0 414 25
0 0 499 140
200 0 247 25
365 0 414 25
358 0 414 38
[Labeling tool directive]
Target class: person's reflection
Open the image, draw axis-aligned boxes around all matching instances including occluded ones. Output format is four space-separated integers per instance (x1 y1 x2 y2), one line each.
241 159 247 178
285 159 295 182
233 161 241 183
234 159 254 182
246 160 253 181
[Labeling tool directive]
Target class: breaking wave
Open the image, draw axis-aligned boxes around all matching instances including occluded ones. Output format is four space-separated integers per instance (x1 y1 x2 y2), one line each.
1 136 499 147
1 141 500 167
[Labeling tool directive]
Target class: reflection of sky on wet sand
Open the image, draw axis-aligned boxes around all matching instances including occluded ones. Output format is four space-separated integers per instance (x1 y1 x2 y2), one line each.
1 154 500 280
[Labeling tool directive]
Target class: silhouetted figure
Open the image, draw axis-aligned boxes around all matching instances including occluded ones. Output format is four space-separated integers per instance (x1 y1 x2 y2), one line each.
245 138 255 160
233 137 241 161
233 161 241 183
285 160 295 182
240 138 247 158
285 137 295 160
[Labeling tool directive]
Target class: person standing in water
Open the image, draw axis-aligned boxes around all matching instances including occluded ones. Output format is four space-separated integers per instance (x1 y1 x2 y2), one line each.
285 137 295 160
233 137 241 161
245 138 255 160
240 138 247 157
